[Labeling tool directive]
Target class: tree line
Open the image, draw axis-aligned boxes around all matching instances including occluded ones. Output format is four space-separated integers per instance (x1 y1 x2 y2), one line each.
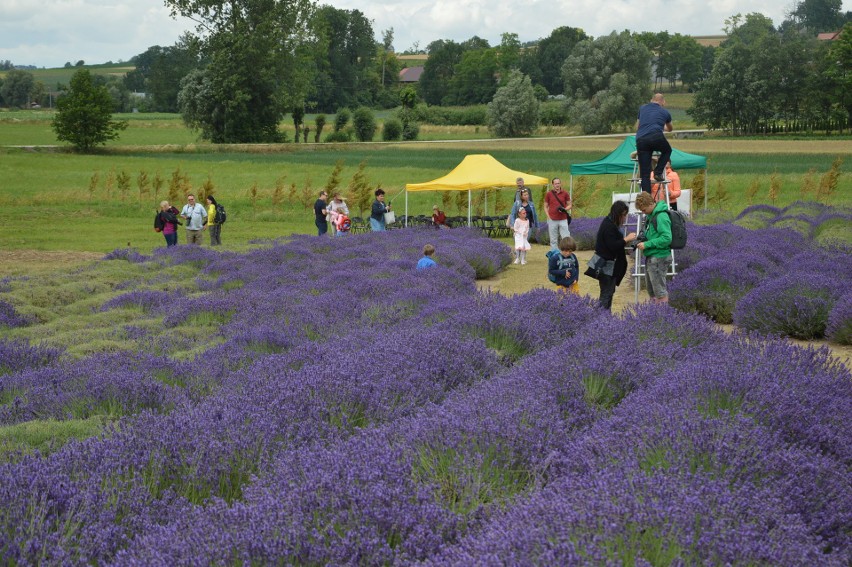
1 0 849 145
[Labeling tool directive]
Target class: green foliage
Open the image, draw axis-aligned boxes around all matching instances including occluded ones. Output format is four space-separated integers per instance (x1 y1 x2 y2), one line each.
325 160 344 193
539 102 569 126
698 389 745 419
345 161 372 217
563 31 651 135
126 37 201 112
401 121 420 141
0 417 107 460
325 130 351 143
333 108 350 132
581 373 624 410
419 40 465 106
412 443 533 516
313 114 326 143
351 107 377 142
446 48 498 105
399 86 417 108
529 26 588 96
0 69 35 108
381 118 402 141
52 69 128 152
309 6 378 112
487 70 540 138
168 0 314 143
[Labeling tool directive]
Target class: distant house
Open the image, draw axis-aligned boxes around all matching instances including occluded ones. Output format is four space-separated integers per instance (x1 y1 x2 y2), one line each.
817 31 841 41
399 66 424 83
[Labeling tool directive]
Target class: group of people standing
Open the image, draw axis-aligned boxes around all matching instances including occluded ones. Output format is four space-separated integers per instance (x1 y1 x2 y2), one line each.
312 188 393 235
509 92 678 309
155 194 223 247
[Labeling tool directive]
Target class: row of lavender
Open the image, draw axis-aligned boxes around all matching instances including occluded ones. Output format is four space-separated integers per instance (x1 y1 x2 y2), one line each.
0 227 850 564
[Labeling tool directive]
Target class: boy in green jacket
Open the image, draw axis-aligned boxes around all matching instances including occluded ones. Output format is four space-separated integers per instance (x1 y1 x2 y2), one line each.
635 192 672 304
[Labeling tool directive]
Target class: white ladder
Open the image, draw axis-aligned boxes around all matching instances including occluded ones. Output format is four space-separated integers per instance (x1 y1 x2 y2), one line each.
627 154 677 304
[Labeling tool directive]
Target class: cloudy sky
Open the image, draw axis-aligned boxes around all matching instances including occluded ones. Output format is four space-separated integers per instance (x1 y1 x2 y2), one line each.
1 0 847 68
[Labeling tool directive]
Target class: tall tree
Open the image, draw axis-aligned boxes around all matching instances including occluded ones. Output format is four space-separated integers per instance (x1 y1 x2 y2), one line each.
689 14 780 134
446 48 498 105
418 40 464 105
534 26 588 95
52 69 127 152
487 70 539 137
167 0 314 143
0 69 35 108
788 0 845 32
562 31 651 134
310 6 377 112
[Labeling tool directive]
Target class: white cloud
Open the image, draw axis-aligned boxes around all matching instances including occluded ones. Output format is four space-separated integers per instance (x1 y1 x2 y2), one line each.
0 0 846 68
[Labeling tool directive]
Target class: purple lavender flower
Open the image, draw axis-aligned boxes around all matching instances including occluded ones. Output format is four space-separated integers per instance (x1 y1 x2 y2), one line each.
734 273 845 339
0 299 31 328
827 293 852 345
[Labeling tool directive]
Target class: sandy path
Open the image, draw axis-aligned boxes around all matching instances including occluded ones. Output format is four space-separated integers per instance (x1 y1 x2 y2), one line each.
477 244 852 370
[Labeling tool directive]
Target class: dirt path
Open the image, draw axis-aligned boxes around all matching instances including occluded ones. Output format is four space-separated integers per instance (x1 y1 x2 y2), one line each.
477 244 852 371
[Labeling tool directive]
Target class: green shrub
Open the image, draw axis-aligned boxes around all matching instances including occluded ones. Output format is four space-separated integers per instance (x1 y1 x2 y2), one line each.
401 121 420 141
352 107 377 142
539 102 568 126
381 118 402 141
325 130 351 143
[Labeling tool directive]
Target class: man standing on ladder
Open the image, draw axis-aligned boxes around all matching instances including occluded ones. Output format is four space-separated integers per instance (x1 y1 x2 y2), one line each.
635 93 673 194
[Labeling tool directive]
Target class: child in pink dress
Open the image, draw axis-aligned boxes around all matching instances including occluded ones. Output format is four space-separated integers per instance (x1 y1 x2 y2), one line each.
513 207 531 265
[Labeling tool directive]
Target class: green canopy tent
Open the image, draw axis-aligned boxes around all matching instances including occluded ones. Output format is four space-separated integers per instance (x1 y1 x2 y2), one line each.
569 136 708 210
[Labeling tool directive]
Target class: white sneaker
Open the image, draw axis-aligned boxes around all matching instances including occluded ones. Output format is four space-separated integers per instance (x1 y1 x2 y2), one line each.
513 258 519 264
521 260 527 265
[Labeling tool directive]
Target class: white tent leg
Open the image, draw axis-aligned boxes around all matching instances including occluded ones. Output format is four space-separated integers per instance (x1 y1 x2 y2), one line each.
405 190 409 227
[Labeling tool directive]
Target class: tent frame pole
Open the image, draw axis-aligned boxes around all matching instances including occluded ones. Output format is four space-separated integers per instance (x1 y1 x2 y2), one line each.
405 190 409 227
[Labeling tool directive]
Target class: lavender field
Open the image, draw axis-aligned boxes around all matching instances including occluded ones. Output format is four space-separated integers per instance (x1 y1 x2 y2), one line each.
0 209 850 565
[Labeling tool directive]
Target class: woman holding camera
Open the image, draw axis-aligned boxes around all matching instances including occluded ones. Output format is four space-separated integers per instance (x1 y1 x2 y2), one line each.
593 200 637 310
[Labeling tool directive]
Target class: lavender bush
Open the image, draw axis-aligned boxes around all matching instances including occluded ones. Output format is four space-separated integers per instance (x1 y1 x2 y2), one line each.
827 293 852 345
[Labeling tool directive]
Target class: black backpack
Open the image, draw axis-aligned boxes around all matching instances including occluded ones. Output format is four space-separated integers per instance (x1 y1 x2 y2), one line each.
649 209 687 250
214 204 227 224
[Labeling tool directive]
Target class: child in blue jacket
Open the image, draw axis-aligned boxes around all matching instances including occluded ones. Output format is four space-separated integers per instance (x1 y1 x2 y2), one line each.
548 237 580 294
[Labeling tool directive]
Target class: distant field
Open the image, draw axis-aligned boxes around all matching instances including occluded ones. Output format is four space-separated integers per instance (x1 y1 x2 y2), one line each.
0 134 848 254
0 63 134 89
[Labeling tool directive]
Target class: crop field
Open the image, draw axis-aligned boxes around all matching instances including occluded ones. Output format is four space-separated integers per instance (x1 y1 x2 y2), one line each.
0 109 850 563
0 206 850 563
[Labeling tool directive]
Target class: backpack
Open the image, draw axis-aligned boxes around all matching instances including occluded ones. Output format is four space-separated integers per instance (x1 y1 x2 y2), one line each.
214 203 227 224
153 212 164 233
649 209 687 250
545 250 559 283
336 214 351 232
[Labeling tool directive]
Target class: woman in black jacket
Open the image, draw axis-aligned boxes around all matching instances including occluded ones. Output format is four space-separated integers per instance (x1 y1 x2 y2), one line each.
594 201 637 310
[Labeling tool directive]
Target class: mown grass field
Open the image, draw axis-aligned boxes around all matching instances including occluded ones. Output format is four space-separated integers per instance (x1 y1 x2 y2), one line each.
1 111 849 255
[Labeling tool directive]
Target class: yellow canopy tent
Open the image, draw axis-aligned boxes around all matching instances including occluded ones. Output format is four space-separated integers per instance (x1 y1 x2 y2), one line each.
404 154 550 226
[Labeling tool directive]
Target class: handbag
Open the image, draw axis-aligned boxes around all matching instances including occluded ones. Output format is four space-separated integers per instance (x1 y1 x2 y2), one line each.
383 210 396 225
584 253 611 280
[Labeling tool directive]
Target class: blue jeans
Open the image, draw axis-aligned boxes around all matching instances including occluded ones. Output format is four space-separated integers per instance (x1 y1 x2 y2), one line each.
636 132 672 193
316 221 328 236
164 232 178 247
370 218 385 232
